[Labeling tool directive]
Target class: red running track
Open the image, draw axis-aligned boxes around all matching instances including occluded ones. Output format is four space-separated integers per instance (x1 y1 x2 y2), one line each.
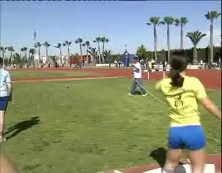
10 67 221 90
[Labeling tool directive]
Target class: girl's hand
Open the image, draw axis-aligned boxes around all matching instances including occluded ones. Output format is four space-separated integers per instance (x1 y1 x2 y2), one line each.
8 95 12 101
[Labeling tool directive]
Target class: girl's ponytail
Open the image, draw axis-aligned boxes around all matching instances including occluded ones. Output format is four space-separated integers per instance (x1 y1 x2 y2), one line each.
169 50 188 87
169 69 184 87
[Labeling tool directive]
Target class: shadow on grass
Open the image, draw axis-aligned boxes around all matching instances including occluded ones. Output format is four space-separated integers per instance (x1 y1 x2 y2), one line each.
149 147 167 167
5 116 40 140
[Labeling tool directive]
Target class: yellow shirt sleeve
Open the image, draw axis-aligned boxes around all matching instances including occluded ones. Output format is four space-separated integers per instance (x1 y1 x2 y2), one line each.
194 78 207 100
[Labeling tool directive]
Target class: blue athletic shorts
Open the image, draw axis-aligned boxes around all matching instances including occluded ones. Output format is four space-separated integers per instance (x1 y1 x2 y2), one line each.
0 96 9 111
168 125 206 151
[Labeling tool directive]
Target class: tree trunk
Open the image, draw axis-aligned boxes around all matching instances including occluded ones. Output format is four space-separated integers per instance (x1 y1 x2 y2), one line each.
2 51 5 68
10 51 13 66
154 25 157 62
27 53 30 67
25 51 27 67
33 54 35 68
210 22 213 63
86 46 89 63
46 47 49 65
38 47 41 67
98 42 101 64
167 24 170 64
193 46 198 64
59 48 63 67
102 42 105 63
1 51 3 60
180 24 183 50
80 44 83 67
68 46 70 66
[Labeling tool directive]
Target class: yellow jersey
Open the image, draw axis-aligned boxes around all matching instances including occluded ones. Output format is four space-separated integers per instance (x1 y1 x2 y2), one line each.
155 76 207 127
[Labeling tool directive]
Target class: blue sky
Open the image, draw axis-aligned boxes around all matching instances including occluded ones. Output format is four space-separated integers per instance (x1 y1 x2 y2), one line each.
0 1 221 56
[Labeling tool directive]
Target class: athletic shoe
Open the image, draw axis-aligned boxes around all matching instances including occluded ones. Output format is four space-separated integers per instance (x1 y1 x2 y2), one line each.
128 93 134 96
142 93 148 97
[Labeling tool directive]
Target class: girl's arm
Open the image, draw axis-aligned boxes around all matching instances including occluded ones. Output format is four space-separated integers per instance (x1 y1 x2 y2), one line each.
195 78 221 120
200 97 221 120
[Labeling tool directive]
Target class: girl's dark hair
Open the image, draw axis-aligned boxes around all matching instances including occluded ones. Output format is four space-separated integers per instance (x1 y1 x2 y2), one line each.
169 50 188 87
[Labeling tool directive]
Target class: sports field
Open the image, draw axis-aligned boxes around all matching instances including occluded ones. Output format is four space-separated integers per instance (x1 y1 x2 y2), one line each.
1 69 221 173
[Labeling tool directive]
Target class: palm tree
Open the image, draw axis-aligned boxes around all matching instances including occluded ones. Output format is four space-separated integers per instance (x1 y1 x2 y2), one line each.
63 41 72 65
0 46 4 58
29 48 36 67
146 17 164 61
75 38 83 66
13 53 21 66
87 47 97 65
0 46 6 68
55 43 62 65
100 37 109 63
35 42 42 67
82 43 86 55
136 44 148 59
85 41 90 63
186 31 206 64
163 16 174 63
205 11 221 63
42 41 50 65
175 17 188 50
5 47 14 65
93 37 101 64
103 50 113 65
0 46 5 59
21 47 28 66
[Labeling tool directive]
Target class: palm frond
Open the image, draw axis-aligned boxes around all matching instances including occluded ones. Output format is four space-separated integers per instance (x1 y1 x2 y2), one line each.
158 21 165 25
85 41 90 46
150 16 161 25
186 30 206 46
174 18 180 26
163 16 174 25
180 17 188 25
205 10 221 20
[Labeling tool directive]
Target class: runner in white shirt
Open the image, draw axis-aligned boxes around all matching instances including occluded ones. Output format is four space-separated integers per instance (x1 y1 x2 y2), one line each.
128 57 147 96
0 57 13 143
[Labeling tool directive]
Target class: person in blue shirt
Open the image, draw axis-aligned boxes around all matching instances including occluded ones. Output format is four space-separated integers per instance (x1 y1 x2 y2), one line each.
0 57 13 143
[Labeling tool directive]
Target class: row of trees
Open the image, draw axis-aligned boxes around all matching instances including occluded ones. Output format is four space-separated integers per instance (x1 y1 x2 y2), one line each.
0 46 36 67
0 36 110 67
146 10 221 64
33 36 109 65
136 44 221 64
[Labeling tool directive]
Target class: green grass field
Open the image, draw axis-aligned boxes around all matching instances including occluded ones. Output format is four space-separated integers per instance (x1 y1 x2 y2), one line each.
2 78 221 173
10 70 100 79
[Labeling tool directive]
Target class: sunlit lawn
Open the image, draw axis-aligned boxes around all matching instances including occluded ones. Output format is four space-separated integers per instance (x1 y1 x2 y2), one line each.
2 78 221 173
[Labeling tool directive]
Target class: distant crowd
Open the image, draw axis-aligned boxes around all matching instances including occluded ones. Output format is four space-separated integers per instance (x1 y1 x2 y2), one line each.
114 58 221 70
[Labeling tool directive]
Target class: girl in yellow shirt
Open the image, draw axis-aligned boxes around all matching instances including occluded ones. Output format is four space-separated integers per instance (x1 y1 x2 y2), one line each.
155 51 221 173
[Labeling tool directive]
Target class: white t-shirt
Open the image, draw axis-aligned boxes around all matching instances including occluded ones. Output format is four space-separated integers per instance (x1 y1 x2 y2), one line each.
0 68 11 97
133 62 142 78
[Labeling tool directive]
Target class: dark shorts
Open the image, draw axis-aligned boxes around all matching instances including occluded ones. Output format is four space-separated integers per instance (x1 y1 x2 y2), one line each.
168 125 206 151
0 97 9 111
